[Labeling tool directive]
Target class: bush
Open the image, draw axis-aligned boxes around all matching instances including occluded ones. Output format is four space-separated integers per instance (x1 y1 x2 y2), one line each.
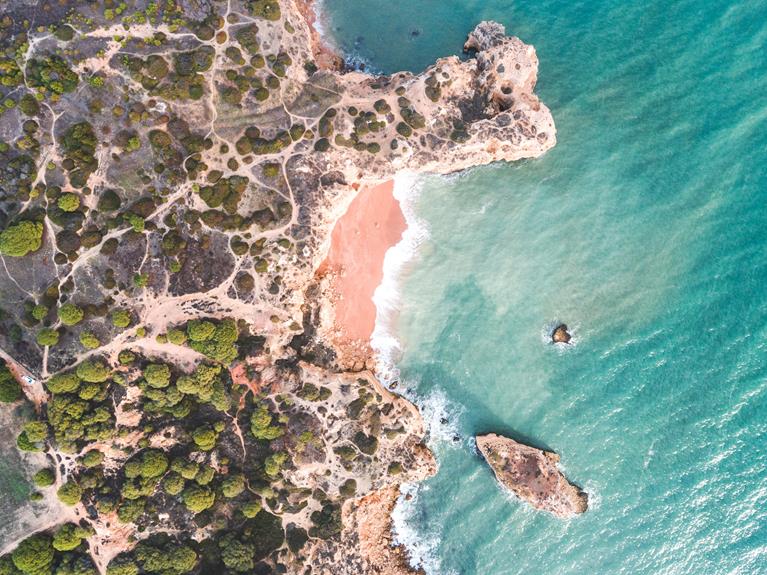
33 468 55 487
57 193 80 212
36 328 60 346
58 303 84 326
0 220 43 257
0 361 21 402
57 480 82 505
11 534 54 574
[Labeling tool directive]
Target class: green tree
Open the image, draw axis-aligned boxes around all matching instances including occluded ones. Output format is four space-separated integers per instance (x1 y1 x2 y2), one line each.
36 328 59 347
81 450 104 468
33 468 55 487
166 329 187 345
76 360 110 383
242 499 262 518
0 221 43 257
11 534 54 575
79 331 100 350
57 480 82 505
191 425 217 451
23 421 48 443
111 309 131 328
52 523 90 551
218 534 254 572
264 452 288 477
57 193 81 212
135 542 197 575
0 361 21 402
144 364 170 388
45 373 80 394
186 319 215 342
181 485 215 513
31 304 48 321
106 557 139 575
250 404 284 440
57 303 84 326
221 474 245 498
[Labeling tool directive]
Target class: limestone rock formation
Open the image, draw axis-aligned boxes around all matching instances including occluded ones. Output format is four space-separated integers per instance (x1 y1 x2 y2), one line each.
476 433 588 518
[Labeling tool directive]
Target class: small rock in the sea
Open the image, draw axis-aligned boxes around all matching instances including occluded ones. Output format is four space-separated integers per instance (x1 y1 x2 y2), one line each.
552 323 572 344
440 417 449 425
452 435 461 443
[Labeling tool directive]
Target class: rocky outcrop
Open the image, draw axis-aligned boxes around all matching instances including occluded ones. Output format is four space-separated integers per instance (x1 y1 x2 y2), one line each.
476 433 587 518
552 324 572 344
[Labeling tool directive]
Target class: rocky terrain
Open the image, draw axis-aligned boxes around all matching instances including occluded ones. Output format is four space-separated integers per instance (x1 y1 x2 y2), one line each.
476 433 588 518
0 0 555 573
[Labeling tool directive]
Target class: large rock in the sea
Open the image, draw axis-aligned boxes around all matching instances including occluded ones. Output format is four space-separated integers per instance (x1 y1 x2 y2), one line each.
476 433 588 518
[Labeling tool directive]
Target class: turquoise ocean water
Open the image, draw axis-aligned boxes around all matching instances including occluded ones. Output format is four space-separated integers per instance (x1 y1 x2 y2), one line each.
322 1 767 574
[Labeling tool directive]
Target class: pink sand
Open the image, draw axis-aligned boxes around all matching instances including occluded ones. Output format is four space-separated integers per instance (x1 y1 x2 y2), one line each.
324 181 405 343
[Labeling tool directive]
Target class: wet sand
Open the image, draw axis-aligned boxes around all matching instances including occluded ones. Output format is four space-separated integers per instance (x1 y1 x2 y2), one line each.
323 181 406 346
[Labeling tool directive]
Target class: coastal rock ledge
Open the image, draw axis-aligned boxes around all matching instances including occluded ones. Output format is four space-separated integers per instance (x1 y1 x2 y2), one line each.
476 433 588 518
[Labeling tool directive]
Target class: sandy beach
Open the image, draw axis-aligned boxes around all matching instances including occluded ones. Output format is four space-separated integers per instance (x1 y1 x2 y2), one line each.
321 181 406 356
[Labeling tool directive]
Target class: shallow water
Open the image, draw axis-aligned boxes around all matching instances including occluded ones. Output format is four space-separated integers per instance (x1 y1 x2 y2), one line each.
324 0 767 573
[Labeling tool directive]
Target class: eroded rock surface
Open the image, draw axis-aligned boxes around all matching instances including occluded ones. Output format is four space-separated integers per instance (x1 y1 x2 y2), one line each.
476 433 588 518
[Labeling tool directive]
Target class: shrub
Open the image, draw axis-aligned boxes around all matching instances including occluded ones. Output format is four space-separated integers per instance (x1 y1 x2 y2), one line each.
58 303 83 326
135 542 197 574
0 221 43 257
57 193 80 212
57 480 82 505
